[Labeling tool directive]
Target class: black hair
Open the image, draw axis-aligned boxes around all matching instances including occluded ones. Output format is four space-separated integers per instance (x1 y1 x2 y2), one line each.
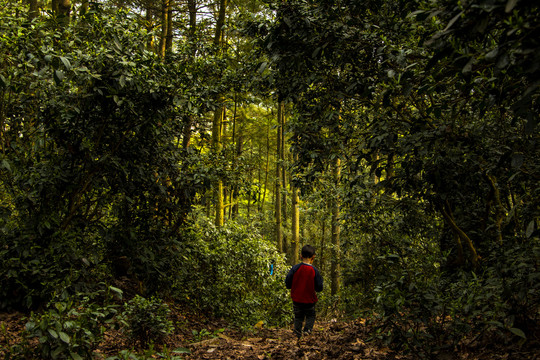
301 245 316 258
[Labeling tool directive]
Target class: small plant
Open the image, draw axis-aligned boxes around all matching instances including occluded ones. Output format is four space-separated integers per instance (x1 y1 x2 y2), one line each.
21 286 122 359
191 328 224 342
121 295 174 348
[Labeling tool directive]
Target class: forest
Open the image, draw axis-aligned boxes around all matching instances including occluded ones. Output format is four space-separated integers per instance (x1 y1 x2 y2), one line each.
0 0 538 359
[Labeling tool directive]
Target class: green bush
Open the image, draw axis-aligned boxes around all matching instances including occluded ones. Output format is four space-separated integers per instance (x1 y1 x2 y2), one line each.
18 286 121 359
120 295 174 348
172 217 291 327
359 239 540 357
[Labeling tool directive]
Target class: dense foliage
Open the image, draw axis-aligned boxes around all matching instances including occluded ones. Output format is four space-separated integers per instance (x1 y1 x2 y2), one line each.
0 0 538 358
256 0 540 353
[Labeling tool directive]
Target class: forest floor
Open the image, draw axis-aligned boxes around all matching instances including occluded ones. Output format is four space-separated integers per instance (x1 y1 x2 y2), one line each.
2 303 539 360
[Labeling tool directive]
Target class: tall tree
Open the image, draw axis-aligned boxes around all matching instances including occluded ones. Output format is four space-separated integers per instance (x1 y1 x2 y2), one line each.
28 0 38 19
291 154 300 265
52 0 71 19
211 0 228 226
330 157 341 296
275 102 284 251
158 0 170 57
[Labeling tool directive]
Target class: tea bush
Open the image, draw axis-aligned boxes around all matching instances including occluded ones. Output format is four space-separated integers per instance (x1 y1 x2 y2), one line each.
120 295 174 348
172 217 290 327
18 286 121 359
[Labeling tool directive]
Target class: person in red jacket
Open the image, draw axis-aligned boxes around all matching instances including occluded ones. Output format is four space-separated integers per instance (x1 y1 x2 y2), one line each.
285 245 324 340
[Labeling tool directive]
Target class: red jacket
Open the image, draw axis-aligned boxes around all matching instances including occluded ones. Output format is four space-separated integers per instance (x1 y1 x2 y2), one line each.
285 263 324 304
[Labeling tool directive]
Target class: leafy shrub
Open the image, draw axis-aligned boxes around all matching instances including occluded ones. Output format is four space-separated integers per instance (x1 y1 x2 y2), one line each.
172 217 290 327
361 238 540 357
120 295 174 348
19 286 121 359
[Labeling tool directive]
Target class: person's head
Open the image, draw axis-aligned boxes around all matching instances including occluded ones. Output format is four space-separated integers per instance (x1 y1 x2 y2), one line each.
301 245 316 260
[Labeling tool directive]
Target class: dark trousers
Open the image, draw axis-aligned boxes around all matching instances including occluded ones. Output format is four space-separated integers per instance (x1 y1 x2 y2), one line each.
293 301 316 337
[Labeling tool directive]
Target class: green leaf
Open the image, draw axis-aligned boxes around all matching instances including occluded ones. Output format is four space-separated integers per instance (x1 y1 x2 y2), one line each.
71 352 83 360
109 286 123 297
257 62 267 74
60 56 71 70
505 0 518 13
48 328 59 339
443 11 464 32
509 327 526 339
0 74 7 89
59 331 71 344
526 221 535 238
1 159 11 172
54 70 65 85
173 347 191 354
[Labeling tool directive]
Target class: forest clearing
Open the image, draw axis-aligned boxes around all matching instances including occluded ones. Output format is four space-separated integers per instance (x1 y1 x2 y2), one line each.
1 0 539 359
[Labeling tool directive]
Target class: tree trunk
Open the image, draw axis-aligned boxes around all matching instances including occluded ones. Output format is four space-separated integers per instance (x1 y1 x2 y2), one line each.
52 0 71 23
213 0 228 46
212 101 225 226
260 121 270 213
275 104 283 252
280 103 289 257
320 215 326 272
211 0 228 226
159 0 169 57
230 97 240 218
330 157 341 296
440 200 479 268
291 161 300 265
181 0 197 147
28 0 39 19
166 0 174 51
144 2 155 51
246 144 253 217
80 0 89 16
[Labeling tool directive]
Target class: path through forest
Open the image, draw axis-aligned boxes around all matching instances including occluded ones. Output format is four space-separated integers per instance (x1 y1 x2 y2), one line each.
1 310 538 359
181 318 535 360
185 319 397 360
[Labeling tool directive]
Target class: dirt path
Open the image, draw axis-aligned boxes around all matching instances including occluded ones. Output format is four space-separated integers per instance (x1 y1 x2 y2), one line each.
186 320 400 360
2 311 538 360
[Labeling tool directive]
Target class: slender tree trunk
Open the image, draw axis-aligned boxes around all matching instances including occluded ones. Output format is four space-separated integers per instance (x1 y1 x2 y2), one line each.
257 142 262 210
280 104 289 257
159 0 169 57
144 2 155 51
52 0 71 23
181 0 197 147
214 0 228 46
212 102 225 226
166 0 174 51
247 144 253 217
80 0 89 15
211 0 228 226
320 215 326 272
330 157 341 296
291 161 300 265
188 0 197 37
440 201 479 268
261 121 270 213
275 104 283 252
28 0 39 19
231 97 240 218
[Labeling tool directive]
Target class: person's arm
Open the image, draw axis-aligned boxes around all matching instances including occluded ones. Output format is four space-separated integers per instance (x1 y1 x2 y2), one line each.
285 264 298 289
314 267 323 292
